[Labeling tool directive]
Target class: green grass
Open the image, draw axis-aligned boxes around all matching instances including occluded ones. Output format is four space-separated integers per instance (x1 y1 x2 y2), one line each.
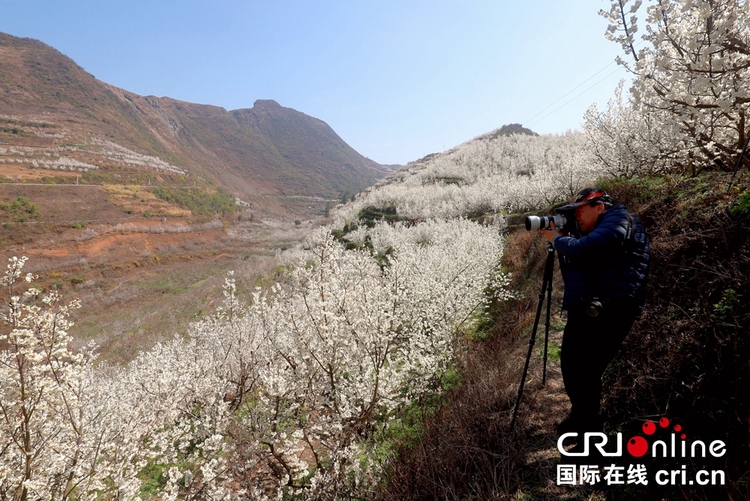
427 176 464 185
731 188 750 218
596 175 669 204
712 288 742 320
538 340 561 364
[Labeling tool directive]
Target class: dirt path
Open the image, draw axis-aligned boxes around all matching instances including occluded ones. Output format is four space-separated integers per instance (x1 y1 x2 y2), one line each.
514 328 608 500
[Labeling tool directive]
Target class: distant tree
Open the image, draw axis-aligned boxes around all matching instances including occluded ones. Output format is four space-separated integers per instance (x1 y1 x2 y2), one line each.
600 0 750 173
496 123 537 137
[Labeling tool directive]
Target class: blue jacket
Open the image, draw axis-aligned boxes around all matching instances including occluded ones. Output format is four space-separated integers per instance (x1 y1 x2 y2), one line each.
553 204 650 315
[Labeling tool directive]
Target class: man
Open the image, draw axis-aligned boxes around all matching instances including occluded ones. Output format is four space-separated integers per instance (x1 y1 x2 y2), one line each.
540 187 650 438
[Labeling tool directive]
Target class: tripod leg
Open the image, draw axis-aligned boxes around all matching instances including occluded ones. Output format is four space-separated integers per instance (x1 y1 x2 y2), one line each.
542 246 555 385
510 245 554 431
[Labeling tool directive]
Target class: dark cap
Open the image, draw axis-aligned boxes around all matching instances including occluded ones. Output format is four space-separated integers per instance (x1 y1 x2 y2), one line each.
556 187 611 213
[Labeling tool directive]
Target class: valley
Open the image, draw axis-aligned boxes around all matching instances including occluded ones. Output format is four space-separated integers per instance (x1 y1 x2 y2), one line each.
0 178 322 363
0 31 394 363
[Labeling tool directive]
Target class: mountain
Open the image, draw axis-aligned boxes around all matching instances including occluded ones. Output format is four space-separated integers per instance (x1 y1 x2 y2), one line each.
0 32 392 214
0 31 397 358
478 123 538 140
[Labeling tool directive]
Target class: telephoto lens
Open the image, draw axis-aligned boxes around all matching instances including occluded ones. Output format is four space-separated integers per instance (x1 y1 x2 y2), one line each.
524 214 567 231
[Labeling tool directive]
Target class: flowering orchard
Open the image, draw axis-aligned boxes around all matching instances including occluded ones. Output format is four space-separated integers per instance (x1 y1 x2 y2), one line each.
0 219 508 498
208 222 508 498
0 256 231 500
0 125 613 498
583 81 679 177
334 131 603 223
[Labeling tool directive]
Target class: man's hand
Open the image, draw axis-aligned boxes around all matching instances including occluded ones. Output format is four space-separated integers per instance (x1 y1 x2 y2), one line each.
539 221 561 244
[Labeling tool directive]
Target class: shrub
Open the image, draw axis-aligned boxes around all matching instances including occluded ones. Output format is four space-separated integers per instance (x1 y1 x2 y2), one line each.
0 196 39 222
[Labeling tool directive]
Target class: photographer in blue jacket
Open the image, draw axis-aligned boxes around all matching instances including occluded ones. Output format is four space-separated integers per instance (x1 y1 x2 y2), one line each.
540 187 650 440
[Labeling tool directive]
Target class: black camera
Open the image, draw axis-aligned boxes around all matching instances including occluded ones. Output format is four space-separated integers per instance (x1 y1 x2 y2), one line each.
524 214 569 231
585 298 603 317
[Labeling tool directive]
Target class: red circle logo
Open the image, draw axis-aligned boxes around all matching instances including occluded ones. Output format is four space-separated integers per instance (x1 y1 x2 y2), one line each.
627 436 649 457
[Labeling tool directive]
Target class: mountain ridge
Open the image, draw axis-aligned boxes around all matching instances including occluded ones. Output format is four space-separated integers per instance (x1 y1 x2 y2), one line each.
0 32 393 214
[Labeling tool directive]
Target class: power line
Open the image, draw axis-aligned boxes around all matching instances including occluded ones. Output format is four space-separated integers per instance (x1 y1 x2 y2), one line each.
526 65 626 129
523 38 646 130
523 58 621 126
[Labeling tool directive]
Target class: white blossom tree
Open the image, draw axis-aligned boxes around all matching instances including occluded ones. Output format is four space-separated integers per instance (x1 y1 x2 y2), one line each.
0 257 140 501
187 221 507 499
584 80 681 176
0 257 235 501
598 0 750 174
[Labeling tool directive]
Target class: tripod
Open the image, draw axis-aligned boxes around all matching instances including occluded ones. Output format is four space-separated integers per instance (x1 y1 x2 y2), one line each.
510 243 555 432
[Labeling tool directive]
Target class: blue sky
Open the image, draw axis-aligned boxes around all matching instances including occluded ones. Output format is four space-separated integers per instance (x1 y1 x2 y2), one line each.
1 1 628 165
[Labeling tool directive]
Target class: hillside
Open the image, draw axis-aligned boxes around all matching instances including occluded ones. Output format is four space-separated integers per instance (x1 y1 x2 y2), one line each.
0 32 392 212
0 31 394 362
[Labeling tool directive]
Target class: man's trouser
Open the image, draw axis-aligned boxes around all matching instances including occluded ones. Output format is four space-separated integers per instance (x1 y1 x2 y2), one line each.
560 303 638 433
